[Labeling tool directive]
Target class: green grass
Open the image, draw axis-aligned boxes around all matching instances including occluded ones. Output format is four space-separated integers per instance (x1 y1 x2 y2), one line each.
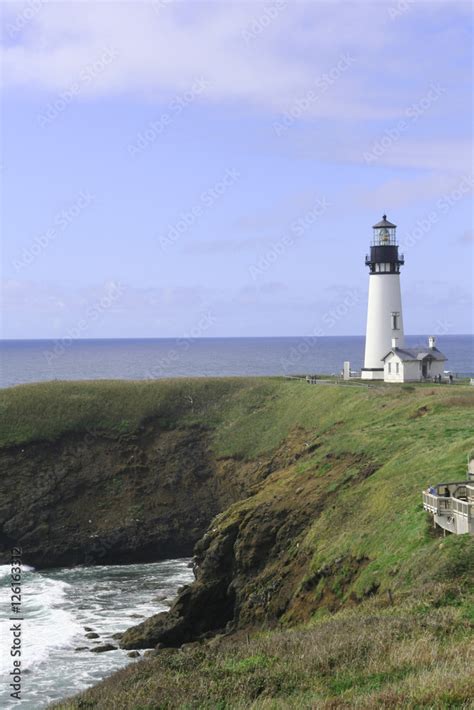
0 378 261 448
53 602 473 709
2 377 473 709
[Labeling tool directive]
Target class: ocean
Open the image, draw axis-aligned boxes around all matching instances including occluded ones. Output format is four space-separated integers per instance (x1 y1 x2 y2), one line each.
0 335 473 388
0 560 193 709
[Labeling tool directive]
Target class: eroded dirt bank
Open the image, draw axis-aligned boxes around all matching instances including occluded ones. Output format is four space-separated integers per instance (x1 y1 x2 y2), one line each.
119 436 378 649
0 421 261 568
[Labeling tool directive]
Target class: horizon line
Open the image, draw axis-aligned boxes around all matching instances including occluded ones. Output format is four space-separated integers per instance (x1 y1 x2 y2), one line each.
1 334 473 343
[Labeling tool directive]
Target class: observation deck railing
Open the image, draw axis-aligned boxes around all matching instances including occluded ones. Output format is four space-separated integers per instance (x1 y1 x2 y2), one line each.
422 483 473 535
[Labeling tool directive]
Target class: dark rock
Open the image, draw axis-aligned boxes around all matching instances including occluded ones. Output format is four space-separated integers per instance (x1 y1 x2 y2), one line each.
0 423 256 569
120 611 186 650
111 632 123 640
120 521 240 650
83 627 94 632
127 651 140 658
119 437 341 650
85 632 100 639
90 644 117 653
74 647 88 652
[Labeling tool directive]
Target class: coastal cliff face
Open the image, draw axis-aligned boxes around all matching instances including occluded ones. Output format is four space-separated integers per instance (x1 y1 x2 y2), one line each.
0 424 252 568
119 427 342 649
0 379 268 568
112 382 472 650
1 378 473 643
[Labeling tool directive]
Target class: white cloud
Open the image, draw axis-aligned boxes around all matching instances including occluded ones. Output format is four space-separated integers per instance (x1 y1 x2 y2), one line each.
354 172 472 210
2 274 472 338
1 0 469 121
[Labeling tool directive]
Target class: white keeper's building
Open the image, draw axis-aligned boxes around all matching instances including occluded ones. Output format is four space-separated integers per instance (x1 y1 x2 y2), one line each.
382 336 447 383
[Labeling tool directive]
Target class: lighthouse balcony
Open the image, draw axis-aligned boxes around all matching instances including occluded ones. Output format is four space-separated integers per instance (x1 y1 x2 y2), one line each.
365 256 404 275
422 482 474 535
365 250 404 268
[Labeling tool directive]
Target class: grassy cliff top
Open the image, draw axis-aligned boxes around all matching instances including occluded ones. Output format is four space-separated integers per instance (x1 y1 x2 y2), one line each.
1 376 473 454
0 377 257 448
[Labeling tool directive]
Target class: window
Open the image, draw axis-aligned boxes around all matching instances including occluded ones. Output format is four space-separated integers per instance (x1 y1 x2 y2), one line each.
396 363 400 374
388 363 391 373
391 312 400 330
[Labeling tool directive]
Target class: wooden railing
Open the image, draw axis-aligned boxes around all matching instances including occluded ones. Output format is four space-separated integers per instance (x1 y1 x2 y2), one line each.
422 492 450 514
452 498 471 518
423 491 473 518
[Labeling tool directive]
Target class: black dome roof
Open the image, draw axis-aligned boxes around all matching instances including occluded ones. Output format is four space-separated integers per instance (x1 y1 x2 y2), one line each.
373 214 397 229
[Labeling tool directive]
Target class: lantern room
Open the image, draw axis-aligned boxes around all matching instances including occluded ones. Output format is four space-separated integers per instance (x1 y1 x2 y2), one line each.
365 214 404 275
372 214 397 245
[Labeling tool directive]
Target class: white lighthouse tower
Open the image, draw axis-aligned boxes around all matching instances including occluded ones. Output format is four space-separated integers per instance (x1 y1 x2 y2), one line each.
361 215 405 380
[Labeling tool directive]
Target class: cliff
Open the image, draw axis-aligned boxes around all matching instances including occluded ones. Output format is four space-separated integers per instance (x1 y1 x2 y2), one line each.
0 379 269 567
118 381 474 651
1 378 473 708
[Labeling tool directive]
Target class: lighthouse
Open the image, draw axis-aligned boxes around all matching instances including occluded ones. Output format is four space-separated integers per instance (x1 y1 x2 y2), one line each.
361 215 405 380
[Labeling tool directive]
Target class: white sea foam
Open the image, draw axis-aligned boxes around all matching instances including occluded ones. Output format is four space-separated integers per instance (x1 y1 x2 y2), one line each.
0 570 81 674
0 559 193 710
0 564 34 581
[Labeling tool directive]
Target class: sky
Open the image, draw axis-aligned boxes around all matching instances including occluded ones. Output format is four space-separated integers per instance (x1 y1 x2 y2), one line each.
0 0 472 339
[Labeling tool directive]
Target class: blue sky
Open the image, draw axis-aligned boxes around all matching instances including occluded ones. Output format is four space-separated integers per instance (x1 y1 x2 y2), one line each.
1 0 472 338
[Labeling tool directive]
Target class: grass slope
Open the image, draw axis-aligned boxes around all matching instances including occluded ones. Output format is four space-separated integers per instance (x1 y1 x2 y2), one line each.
2 378 473 708
54 601 472 709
